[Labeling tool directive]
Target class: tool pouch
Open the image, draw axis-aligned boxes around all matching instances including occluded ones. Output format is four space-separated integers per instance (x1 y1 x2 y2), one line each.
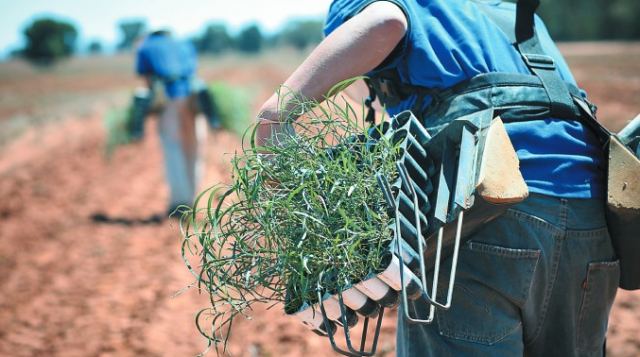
130 87 153 140
191 79 221 129
608 114 640 290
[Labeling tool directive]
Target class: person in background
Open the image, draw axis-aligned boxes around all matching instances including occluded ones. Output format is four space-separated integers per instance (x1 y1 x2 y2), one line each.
136 30 203 216
256 0 617 356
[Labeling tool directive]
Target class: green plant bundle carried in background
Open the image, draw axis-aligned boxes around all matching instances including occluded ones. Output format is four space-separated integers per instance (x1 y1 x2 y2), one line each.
207 81 253 136
103 80 253 158
180 89 400 352
103 87 155 157
103 99 137 157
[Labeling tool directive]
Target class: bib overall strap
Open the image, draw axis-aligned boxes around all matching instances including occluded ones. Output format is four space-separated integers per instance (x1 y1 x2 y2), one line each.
514 0 579 119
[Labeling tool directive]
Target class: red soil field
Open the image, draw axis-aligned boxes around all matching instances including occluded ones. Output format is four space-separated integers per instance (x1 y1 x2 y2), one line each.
0 44 638 356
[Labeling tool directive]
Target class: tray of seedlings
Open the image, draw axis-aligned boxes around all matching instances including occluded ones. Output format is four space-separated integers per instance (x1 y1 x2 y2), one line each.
181 92 529 356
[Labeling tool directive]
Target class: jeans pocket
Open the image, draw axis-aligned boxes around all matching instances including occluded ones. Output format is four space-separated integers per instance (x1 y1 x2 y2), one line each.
577 260 620 354
436 241 541 345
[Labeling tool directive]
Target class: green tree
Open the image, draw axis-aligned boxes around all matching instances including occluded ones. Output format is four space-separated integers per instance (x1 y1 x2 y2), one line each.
603 0 640 39
278 19 324 50
195 23 232 54
22 18 78 64
236 24 263 54
88 40 103 54
9 48 23 59
118 20 146 50
536 0 640 40
503 0 640 40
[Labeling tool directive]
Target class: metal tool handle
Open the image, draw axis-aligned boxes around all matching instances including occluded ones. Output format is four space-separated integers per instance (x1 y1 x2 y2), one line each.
318 289 385 357
398 162 464 311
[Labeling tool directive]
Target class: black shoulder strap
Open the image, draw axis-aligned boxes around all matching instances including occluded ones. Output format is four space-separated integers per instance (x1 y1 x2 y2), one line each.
515 0 538 43
364 0 584 124
480 0 607 138
513 0 578 119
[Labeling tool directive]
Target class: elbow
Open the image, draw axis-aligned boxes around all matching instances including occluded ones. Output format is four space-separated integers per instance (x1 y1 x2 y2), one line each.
381 13 408 39
379 17 407 43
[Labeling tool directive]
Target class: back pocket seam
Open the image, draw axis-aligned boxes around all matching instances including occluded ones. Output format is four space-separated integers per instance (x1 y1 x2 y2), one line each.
576 260 620 353
467 241 541 259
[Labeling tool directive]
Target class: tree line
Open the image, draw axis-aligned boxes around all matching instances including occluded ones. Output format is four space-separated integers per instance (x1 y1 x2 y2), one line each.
14 18 325 65
536 0 640 41
13 0 640 64
190 20 324 54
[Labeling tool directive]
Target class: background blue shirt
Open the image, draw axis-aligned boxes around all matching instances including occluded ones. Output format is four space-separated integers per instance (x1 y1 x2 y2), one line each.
324 0 605 198
136 33 197 99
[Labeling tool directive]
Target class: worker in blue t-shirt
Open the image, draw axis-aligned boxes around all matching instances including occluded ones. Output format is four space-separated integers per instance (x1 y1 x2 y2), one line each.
136 30 203 216
256 1 617 356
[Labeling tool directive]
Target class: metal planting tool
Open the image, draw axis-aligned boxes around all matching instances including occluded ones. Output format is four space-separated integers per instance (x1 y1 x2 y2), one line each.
293 109 529 356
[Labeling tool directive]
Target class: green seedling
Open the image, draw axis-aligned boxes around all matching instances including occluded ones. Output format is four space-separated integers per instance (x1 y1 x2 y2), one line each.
181 81 399 353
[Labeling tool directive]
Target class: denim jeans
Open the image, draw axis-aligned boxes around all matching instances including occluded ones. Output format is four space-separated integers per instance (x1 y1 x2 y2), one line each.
397 193 620 356
157 98 204 208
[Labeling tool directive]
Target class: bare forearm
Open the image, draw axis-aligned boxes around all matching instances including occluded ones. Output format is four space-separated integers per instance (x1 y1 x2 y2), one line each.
257 1 407 125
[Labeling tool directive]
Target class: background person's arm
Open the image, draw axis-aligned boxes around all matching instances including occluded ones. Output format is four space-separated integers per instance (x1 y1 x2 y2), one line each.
256 1 407 145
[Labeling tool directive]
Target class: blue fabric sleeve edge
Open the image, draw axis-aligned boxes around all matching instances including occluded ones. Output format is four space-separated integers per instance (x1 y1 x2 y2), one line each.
356 0 411 69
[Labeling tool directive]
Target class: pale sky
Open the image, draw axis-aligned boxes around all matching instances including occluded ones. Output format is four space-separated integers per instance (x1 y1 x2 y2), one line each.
0 0 333 57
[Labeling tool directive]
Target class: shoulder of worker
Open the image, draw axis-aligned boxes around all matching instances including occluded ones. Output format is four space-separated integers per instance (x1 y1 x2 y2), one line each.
325 0 411 36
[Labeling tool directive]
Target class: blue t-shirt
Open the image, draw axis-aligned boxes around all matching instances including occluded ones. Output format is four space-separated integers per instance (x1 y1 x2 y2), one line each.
324 0 605 198
136 34 197 99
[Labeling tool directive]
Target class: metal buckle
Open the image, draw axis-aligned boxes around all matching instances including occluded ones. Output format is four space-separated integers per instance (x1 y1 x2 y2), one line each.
522 54 556 70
